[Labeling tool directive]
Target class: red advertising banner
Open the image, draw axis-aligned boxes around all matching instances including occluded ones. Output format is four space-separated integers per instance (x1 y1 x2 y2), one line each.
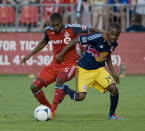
0 33 145 74
115 33 145 75
0 33 52 74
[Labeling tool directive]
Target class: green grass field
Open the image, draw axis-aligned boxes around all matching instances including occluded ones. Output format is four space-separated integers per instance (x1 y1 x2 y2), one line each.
0 75 145 131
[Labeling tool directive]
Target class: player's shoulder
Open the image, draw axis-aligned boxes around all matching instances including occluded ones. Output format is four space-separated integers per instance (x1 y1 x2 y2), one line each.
91 33 103 37
65 24 82 29
44 26 54 31
87 33 103 39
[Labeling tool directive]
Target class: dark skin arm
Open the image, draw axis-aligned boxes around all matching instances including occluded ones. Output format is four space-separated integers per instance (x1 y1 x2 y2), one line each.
21 40 48 64
106 55 120 84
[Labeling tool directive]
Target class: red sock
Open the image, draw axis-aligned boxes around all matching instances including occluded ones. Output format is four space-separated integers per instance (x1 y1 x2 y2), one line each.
51 89 66 113
34 90 52 109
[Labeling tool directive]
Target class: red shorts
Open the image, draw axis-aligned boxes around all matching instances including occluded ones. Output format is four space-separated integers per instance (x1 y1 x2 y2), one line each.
34 63 76 87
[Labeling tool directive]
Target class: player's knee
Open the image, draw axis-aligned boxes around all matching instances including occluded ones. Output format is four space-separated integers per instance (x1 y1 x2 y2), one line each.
75 93 86 101
56 72 68 86
31 78 45 93
106 84 118 95
30 84 41 94
56 77 64 87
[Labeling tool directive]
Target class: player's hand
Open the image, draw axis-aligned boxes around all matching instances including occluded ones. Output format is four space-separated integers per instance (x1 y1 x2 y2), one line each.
21 56 31 64
112 73 120 84
102 31 111 45
56 53 64 63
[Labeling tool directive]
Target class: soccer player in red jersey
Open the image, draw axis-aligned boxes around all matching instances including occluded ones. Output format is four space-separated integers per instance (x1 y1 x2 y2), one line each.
22 13 110 120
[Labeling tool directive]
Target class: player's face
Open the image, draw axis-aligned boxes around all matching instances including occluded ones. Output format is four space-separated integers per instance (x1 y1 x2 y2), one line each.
109 28 120 43
51 19 64 33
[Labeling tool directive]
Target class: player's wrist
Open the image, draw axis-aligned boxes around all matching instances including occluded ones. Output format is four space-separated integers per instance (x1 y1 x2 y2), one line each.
27 55 31 59
60 50 66 56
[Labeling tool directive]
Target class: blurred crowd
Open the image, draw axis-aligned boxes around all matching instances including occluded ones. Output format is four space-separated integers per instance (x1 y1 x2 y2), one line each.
90 0 145 32
0 0 145 32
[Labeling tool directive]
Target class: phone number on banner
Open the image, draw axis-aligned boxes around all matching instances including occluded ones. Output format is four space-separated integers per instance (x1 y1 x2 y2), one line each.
0 55 52 66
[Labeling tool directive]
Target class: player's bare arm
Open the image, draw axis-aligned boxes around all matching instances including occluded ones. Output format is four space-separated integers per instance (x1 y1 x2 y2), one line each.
56 37 79 63
106 55 120 84
89 28 111 44
22 40 48 64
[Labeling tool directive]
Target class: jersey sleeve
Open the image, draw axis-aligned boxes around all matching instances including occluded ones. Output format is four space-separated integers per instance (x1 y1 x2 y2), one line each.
79 34 103 45
43 30 50 42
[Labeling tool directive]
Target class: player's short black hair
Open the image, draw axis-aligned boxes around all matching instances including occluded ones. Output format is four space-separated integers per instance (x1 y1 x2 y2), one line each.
50 13 63 22
109 23 121 32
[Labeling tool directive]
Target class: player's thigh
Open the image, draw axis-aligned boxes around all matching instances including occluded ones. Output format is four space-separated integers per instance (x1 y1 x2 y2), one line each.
95 67 115 91
92 81 108 93
57 65 76 82
76 66 94 93
36 65 57 86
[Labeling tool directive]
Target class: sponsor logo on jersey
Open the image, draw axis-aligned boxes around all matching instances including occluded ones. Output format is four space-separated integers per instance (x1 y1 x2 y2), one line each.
51 40 63 44
64 37 71 44
87 47 99 57
50 37 71 45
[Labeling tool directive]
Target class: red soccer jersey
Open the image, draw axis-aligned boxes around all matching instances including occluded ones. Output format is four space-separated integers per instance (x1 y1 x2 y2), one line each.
43 24 89 64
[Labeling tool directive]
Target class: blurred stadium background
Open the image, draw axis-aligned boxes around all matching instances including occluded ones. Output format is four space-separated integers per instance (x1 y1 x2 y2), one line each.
0 0 145 75
0 0 145 131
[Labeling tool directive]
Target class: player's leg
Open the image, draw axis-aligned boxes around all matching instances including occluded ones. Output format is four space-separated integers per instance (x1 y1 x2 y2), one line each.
63 85 87 101
31 79 52 109
106 84 122 119
94 67 123 119
31 65 56 109
63 66 92 101
51 65 76 118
